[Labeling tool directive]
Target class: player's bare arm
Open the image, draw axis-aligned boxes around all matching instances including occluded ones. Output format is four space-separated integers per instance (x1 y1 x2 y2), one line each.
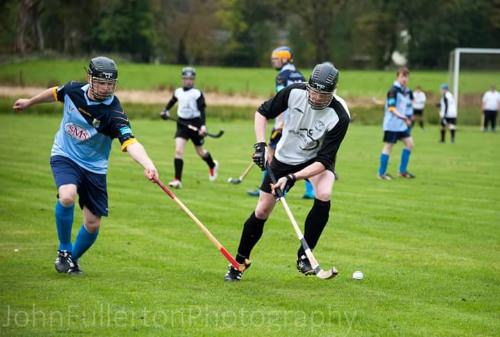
271 162 325 194
125 141 159 181
13 87 57 111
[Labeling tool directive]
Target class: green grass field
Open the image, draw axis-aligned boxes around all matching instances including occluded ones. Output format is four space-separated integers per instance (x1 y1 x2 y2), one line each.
0 113 499 336
1 59 499 98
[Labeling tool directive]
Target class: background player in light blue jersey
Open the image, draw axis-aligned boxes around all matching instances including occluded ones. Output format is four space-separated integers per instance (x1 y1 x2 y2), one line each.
13 56 159 275
248 46 315 199
378 67 415 180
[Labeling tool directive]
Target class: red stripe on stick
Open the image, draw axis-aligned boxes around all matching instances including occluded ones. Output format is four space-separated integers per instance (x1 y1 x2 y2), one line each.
220 247 240 270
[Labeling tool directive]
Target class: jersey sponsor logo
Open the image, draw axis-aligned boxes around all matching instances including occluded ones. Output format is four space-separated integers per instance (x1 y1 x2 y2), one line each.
64 123 91 141
119 126 132 135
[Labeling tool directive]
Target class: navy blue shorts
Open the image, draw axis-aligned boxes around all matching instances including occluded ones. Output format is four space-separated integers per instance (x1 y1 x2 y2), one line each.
383 130 411 144
50 155 108 217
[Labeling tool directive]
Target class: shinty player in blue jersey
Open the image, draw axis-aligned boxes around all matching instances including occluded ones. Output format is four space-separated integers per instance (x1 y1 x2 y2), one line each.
13 56 159 275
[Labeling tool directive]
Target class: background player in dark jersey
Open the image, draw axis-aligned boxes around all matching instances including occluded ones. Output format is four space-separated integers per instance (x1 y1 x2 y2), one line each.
248 46 315 199
160 67 218 189
225 63 350 281
13 56 159 275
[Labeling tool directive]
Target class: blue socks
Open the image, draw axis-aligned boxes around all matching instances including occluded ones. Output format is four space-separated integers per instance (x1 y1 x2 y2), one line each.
379 153 389 176
399 148 411 173
55 201 74 252
304 180 314 198
72 224 99 262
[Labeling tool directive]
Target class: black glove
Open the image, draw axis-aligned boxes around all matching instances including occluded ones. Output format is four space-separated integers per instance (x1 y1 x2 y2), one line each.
160 110 170 120
283 173 296 193
272 173 296 197
252 142 267 170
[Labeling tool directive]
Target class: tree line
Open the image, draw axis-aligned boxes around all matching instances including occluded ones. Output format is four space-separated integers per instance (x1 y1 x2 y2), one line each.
1 0 499 69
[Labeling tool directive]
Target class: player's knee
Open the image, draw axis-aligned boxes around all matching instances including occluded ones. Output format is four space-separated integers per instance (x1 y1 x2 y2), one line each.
85 219 101 233
59 195 75 207
314 190 331 202
255 202 273 219
58 187 76 206
174 150 184 158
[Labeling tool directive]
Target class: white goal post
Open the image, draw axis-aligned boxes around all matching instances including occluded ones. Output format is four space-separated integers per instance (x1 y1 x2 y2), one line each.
449 48 500 113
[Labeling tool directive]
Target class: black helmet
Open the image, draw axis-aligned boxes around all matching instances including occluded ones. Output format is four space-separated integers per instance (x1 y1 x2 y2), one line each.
87 56 118 101
88 56 118 80
182 66 196 78
306 62 339 109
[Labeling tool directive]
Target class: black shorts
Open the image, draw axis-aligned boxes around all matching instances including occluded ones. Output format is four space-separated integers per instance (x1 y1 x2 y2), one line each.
50 155 108 217
383 130 411 144
268 128 282 150
260 157 325 194
175 117 204 146
413 109 424 116
440 117 457 127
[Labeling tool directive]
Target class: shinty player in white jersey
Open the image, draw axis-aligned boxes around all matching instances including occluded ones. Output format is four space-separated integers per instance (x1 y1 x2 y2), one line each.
224 62 350 282
160 67 219 188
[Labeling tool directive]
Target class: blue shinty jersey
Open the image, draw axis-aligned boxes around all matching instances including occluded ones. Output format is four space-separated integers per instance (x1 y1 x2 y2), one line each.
51 82 136 174
275 63 305 93
383 81 412 132
274 63 305 128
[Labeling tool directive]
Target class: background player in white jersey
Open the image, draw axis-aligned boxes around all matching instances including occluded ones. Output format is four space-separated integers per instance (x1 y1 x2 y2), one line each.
161 67 218 189
225 63 350 281
248 46 315 199
377 67 415 180
438 84 457 143
412 86 426 129
481 84 500 132
12 56 159 275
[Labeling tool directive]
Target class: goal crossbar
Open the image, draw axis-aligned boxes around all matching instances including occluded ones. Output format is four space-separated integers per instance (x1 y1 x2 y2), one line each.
449 48 500 113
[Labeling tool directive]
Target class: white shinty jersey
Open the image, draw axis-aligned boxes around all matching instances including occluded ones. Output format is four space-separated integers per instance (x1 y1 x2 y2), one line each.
174 87 203 119
440 91 457 118
482 90 500 111
276 90 349 165
413 91 426 110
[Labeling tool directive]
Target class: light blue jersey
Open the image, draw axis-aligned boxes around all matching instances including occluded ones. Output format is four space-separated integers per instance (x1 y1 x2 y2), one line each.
51 82 135 174
383 81 412 131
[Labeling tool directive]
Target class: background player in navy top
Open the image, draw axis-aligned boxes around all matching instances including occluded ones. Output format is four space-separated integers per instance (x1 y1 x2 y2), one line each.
13 56 159 275
160 67 218 189
225 63 350 281
377 67 415 180
247 46 315 199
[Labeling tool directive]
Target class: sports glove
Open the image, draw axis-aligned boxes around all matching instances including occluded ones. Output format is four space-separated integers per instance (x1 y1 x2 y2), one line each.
160 110 170 120
252 142 267 170
282 173 296 193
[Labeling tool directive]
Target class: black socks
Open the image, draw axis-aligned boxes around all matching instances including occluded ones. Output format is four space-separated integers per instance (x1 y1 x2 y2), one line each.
298 199 331 258
237 212 266 261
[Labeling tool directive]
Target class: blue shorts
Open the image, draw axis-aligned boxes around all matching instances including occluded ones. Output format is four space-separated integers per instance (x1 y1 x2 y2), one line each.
383 130 411 144
50 155 108 217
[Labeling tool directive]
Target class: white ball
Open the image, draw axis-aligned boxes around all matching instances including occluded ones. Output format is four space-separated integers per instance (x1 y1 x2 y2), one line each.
352 271 364 280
